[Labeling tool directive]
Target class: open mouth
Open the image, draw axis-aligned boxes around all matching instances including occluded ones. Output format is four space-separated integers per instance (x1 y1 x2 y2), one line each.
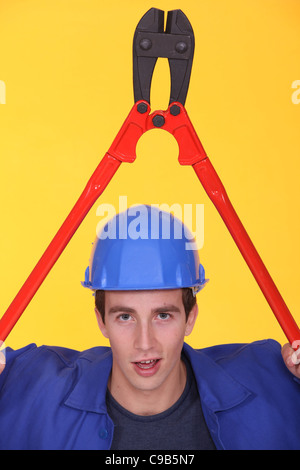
134 359 160 370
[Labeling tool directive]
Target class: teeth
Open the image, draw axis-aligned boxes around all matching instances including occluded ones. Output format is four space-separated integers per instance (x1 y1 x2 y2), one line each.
135 359 158 369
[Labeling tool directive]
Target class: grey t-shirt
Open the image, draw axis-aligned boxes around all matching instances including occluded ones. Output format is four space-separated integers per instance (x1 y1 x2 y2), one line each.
106 354 216 450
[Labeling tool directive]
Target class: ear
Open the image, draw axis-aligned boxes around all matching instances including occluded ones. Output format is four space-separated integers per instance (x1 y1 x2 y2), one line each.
184 303 198 337
95 308 109 339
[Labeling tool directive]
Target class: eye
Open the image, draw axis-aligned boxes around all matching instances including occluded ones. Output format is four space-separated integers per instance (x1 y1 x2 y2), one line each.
117 313 132 322
157 312 171 320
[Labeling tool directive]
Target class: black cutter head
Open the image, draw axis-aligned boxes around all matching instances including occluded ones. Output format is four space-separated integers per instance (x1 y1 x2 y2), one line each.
133 8 195 106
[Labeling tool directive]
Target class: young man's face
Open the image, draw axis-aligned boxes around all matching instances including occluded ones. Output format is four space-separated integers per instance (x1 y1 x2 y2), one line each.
95 289 198 414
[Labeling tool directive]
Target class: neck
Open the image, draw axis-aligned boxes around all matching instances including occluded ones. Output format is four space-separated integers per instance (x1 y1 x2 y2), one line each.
108 359 187 416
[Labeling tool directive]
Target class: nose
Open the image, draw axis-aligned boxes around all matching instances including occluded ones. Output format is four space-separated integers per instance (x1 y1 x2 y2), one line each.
133 320 157 352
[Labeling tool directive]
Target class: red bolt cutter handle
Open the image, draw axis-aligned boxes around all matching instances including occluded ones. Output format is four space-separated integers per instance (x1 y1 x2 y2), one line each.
1 100 299 349
172 103 300 347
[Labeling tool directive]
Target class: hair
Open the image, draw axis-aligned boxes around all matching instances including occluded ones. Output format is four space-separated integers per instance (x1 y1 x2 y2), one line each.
95 288 196 324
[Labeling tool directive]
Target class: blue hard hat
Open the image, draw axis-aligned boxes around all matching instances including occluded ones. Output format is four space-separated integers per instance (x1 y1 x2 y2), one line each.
82 205 208 294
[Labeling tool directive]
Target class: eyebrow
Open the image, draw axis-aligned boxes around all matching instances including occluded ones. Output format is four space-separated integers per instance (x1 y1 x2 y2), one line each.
107 304 181 315
152 305 181 314
108 306 136 315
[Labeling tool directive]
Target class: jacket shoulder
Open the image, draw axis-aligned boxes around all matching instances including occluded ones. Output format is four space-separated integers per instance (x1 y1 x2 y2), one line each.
38 344 112 366
198 339 298 389
2 343 111 385
200 339 281 362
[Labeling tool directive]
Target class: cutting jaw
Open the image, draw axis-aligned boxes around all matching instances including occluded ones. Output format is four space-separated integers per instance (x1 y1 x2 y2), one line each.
133 8 195 106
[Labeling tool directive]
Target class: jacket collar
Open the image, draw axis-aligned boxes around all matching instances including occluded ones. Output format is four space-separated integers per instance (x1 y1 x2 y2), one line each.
64 347 112 414
183 342 252 412
64 343 252 414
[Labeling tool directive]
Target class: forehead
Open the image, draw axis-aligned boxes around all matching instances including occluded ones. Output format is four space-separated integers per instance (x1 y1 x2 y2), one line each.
105 289 184 310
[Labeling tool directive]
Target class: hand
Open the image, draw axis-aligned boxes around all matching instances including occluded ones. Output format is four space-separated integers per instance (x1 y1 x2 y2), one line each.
281 343 300 379
0 341 5 374
0 352 5 374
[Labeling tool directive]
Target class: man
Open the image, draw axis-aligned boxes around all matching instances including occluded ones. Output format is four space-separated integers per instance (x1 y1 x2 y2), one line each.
0 205 299 450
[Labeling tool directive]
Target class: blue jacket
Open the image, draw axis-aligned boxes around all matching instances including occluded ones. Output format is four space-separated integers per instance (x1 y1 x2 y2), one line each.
0 339 299 450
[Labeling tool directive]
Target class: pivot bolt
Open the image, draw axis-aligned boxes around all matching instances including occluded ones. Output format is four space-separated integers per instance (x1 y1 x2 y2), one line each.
175 41 188 54
137 103 148 114
139 38 152 51
170 104 181 116
152 115 165 127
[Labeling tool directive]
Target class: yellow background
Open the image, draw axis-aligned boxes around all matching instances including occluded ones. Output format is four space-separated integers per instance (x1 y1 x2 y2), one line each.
0 0 299 351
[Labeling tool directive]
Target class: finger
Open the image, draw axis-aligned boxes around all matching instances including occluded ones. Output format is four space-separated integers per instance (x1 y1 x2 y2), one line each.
0 351 5 373
291 349 300 366
282 343 296 367
282 343 300 367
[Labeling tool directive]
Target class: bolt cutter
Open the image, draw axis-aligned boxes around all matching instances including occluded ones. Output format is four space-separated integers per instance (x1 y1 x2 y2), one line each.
1 8 299 347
